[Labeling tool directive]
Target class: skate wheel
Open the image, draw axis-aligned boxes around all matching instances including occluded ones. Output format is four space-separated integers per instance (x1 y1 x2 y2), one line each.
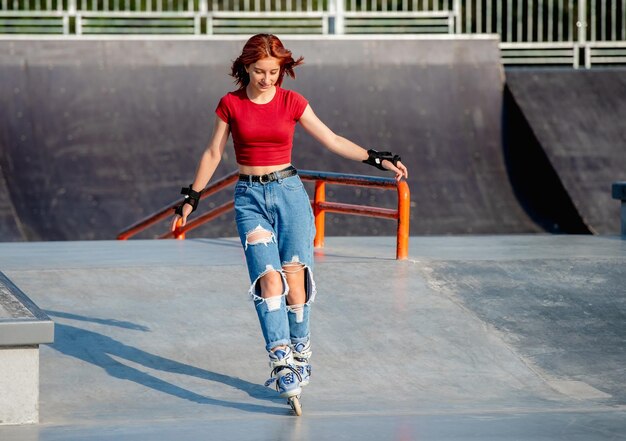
288 396 302 416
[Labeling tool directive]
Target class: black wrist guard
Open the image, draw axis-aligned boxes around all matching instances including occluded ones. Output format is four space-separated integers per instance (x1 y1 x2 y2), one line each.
362 149 401 171
174 185 201 216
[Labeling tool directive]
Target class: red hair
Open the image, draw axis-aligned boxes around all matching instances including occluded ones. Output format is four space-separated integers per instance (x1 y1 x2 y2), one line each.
230 34 304 89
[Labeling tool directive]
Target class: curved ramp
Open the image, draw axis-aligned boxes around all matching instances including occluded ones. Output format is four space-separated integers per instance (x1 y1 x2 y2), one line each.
0 162 23 241
506 70 626 235
0 37 538 240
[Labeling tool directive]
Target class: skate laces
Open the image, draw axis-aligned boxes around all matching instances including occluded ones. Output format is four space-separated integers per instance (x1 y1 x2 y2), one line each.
265 348 302 389
264 364 302 389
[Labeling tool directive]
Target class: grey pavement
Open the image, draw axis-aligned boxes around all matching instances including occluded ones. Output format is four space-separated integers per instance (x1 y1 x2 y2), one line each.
0 235 625 440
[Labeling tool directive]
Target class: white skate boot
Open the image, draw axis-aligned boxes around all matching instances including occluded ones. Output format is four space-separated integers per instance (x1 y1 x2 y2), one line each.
292 340 312 387
264 346 303 416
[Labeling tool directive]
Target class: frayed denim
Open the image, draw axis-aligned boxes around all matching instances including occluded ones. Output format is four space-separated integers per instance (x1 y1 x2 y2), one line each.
234 173 316 352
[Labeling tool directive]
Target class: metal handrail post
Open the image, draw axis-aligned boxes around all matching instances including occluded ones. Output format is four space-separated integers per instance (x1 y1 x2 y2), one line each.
164 200 234 239
314 180 326 248
396 180 410 260
174 218 185 240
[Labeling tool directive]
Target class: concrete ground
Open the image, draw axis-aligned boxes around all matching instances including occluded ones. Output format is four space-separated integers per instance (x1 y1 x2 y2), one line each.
0 235 625 440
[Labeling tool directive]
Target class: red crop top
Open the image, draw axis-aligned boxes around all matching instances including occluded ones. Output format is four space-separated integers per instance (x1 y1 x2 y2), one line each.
215 86 309 166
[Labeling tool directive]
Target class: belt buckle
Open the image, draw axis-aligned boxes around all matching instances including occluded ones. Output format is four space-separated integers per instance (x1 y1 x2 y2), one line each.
259 173 270 184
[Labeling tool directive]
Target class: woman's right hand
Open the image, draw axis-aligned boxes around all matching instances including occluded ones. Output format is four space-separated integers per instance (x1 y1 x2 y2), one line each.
170 203 194 232
382 159 409 182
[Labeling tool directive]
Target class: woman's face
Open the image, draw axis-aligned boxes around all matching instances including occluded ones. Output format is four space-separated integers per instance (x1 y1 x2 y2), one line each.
246 57 281 93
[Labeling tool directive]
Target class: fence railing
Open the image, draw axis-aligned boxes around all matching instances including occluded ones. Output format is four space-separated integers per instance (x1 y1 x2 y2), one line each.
454 0 625 67
2 0 625 67
117 169 411 260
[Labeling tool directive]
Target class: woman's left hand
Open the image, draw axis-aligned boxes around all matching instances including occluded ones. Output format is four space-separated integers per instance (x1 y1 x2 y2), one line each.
382 159 409 181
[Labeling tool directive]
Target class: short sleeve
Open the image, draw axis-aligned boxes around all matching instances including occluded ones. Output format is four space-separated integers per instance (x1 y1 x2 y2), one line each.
215 95 231 124
289 90 309 121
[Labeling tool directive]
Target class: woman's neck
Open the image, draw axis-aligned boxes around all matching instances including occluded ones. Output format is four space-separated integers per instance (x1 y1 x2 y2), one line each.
245 85 277 104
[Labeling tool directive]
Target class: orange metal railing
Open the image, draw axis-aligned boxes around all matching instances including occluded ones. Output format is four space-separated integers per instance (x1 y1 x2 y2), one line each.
117 169 410 260
116 171 239 241
299 170 410 260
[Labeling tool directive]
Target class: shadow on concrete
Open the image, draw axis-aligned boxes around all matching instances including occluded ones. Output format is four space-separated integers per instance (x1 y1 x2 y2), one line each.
192 238 243 249
45 311 285 415
46 310 151 331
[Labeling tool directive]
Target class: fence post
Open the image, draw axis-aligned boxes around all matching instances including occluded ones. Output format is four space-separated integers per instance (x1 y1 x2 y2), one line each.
453 0 462 34
331 0 345 35
577 0 587 44
62 15 70 35
75 13 82 35
314 181 326 248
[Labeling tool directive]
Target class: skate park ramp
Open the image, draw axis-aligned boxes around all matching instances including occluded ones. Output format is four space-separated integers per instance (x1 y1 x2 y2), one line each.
505 69 626 235
0 164 23 241
0 36 540 241
0 235 625 440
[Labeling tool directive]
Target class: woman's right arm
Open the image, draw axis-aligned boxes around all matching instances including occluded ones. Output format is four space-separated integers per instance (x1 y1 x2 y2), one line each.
170 116 230 231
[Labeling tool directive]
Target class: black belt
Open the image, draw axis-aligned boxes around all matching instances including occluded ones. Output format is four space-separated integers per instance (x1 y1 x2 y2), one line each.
239 166 297 184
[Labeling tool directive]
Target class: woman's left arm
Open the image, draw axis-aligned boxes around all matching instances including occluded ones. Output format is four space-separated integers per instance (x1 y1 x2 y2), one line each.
298 104 408 181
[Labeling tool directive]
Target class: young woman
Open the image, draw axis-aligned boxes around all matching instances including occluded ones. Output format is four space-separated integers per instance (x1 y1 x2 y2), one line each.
171 34 408 415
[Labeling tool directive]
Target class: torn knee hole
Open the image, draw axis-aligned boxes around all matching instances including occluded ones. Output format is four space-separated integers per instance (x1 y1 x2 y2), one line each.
282 263 305 274
245 225 275 249
247 231 273 244
260 270 284 293
249 265 287 301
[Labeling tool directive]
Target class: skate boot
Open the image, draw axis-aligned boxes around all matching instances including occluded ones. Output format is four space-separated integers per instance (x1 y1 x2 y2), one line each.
292 340 312 387
264 347 302 398
264 347 303 416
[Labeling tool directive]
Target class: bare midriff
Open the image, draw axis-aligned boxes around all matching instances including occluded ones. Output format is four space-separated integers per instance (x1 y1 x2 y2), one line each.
238 163 293 176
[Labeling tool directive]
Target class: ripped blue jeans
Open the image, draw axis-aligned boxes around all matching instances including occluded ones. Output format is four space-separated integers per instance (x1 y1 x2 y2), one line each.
234 172 316 352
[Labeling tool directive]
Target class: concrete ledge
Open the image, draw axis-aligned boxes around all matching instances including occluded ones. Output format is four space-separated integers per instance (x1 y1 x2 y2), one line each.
0 271 54 425
0 347 39 425
0 272 54 346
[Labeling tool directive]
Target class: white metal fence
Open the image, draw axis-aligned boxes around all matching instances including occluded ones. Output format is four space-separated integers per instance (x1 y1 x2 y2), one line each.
1 0 625 67
454 0 626 67
457 0 626 42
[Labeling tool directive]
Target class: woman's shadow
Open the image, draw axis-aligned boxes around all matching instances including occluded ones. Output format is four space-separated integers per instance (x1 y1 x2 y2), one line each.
45 310 285 415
